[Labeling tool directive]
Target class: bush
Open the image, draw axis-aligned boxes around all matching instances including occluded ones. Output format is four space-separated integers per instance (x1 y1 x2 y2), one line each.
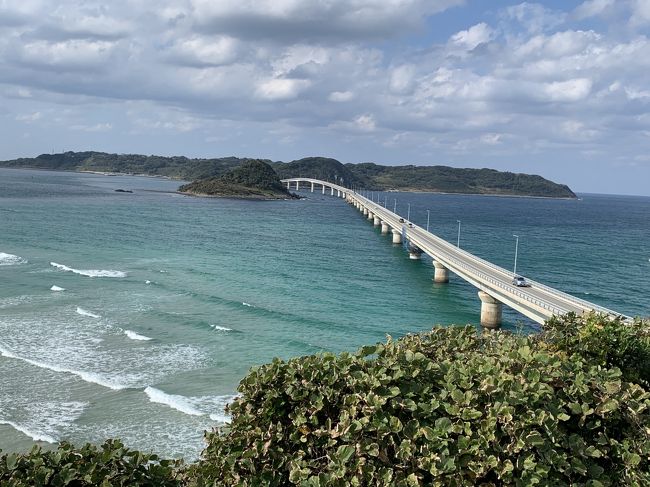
0 440 182 486
3 315 649 486
543 313 650 386
193 321 650 486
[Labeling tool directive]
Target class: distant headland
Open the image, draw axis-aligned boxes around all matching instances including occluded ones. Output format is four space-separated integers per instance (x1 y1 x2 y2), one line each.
0 152 577 199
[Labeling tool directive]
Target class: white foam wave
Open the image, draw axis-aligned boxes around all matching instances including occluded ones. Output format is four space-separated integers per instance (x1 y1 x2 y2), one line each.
50 262 126 278
211 325 232 332
0 420 56 443
76 307 101 318
0 252 27 266
209 413 230 423
145 280 152 284
144 387 204 416
50 285 65 291
242 302 252 307
125 330 152 341
0 345 127 390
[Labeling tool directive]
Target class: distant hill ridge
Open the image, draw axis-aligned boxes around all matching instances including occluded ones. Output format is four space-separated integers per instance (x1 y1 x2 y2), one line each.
0 151 576 198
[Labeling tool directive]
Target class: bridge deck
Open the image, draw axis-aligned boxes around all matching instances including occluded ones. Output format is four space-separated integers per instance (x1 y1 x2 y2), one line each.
282 178 628 325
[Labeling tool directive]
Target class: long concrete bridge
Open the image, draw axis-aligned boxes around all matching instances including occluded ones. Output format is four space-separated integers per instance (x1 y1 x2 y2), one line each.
283 177 627 328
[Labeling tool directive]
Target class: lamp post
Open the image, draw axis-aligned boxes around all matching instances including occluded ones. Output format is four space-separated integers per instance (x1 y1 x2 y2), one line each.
513 234 519 277
393 199 397 213
457 220 461 247
384 196 388 208
407 204 411 221
426 210 430 232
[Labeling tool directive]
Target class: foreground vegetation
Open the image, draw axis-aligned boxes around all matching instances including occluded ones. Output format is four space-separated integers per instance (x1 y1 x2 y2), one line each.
0 152 576 198
2 314 648 486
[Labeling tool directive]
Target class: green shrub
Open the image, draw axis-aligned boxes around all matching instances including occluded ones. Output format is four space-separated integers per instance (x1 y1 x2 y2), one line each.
543 313 650 386
193 323 650 486
0 440 182 486
3 315 649 486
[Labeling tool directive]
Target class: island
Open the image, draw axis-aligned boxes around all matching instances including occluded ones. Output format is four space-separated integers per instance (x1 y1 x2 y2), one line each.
0 151 576 198
178 159 296 199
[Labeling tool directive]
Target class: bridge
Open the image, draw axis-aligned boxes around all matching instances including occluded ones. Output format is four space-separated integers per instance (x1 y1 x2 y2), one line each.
282 177 627 328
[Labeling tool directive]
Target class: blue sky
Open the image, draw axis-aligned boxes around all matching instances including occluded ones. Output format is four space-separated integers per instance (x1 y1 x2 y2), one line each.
2 0 650 195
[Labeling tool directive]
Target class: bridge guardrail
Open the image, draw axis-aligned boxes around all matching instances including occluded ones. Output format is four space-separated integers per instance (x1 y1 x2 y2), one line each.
284 181 627 320
357 193 625 319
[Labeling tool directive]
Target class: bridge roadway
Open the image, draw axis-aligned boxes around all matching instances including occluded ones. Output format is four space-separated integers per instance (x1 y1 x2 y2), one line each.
282 178 627 328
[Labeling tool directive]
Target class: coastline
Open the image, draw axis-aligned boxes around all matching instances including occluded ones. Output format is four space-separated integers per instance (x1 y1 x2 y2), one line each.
0 165 573 199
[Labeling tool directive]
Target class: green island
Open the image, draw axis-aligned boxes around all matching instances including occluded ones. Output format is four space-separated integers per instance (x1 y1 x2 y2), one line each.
0 152 576 198
178 159 296 200
2 313 649 486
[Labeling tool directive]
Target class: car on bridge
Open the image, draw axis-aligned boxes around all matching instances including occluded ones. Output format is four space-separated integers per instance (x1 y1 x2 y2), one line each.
512 276 530 287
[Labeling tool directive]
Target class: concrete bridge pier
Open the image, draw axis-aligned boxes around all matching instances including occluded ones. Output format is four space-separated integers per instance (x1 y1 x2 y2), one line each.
330 187 334 196
311 182 314 192
337 189 341 197
373 216 381 227
287 181 291 190
478 291 502 329
381 221 389 234
392 229 402 244
296 181 300 190
322 185 325 194
363 207 369 216
367 211 374 221
408 245 423 260
433 261 449 283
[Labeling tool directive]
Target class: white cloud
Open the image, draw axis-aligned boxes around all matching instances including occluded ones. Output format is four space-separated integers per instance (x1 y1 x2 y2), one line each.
16 111 42 122
167 36 241 67
574 0 616 19
70 122 113 132
255 78 310 101
17 40 116 70
329 91 354 102
503 2 567 34
354 114 376 132
450 22 493 50
389 64 417 94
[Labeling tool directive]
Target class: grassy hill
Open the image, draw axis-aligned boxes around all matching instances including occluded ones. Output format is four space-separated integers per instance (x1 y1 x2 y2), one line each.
178 159 294 199
0 152 576 198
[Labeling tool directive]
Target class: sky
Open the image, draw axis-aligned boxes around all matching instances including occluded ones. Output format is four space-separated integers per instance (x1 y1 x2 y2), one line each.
1 0 650 195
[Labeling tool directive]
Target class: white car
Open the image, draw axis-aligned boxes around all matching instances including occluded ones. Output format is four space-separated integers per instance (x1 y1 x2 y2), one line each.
512 276 530 287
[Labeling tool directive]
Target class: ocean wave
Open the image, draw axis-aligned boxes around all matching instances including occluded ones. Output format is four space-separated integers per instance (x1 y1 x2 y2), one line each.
210 325 232 332
0 420 57 443
143 387 236 420
0 252 27 266
76 307 101 318
242 302 253 307
124 330 152 341
144 387 204 416
50 262 126 278
50 285 65 291
0 345 127 390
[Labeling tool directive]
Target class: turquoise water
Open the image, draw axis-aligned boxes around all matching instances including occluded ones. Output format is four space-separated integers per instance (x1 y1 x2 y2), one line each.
1 168 648 459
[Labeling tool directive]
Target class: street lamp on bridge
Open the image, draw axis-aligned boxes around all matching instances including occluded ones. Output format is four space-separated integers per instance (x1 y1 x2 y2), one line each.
513 234 520 277
457 220 461 247
426 210 430 232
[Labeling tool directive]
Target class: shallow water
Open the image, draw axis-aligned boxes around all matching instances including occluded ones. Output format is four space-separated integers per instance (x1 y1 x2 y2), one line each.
0 168 648 458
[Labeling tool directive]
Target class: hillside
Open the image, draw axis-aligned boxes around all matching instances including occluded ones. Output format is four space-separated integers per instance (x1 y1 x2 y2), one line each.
274 158 576 198
0 152 576 198
178 159 294 199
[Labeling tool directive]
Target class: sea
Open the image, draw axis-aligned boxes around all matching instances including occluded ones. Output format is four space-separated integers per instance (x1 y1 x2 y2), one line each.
0 168 648 459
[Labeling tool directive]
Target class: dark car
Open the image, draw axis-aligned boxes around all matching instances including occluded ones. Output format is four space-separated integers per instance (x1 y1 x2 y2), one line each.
512 276 530 287
399 218 405 223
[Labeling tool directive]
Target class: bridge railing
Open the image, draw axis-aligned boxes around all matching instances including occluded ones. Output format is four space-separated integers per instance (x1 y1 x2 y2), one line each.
354 193 626 319
285 181 626 320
